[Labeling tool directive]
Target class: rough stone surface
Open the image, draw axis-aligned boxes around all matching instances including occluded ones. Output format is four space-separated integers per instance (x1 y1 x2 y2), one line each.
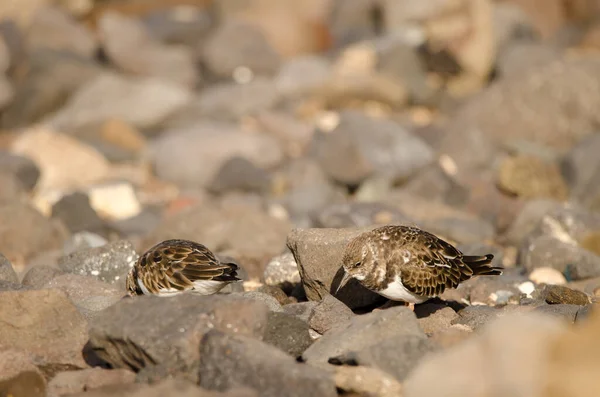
20 265 64 289
263 311 313 357
0 252 18 284
47 368 136 397
199 331 337 397
263 252 301 291
542 284 591 306
308 294 354 334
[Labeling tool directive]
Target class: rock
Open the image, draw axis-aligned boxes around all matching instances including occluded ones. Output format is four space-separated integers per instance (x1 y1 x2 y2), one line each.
88 294 269 379
263 252 301 292
151 122 283 188
502 199 563 246
11 126 111 194
51 192 109 236
201 19 281 79
254 110 314 158
308 294 354 334
416 304 459 335
562 133 600 211
497 42 563 79
46 72 192 132
140 5 214 49
0 151 40 191
57 240 137 287
275 55 331 98
232 291 283 313
403 312 567 397
286 226 386 310
302 307 426 368
43 274 124 319
255 285 289 306
87 181 142 221
0 349 45 393
1 49 104 129
21 265 64 289
315 201 412 229
27 5 97 58
451 305 503 331
63 231 109 255
0 253 18 284
199 330 337 397
195 78 280 121
283 302 318 323
497 155 568 200
98 11 197 87
529 267 567 285
47 368 135 397
0 170 25 202
0 200 67 268
0 370 46 397
312 110 434 185
440 57 600 171
428 325 474 349
334 365 404 397
534 304 580 323
542 284 591 306
208 156 271 194
0 289 88 374
263 311 313 357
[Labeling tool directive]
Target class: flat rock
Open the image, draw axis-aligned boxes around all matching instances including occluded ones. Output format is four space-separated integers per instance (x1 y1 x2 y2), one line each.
263 311 313 357
534 304 581 323
47 368 135 397
542 284 591 306
286 226 385 310
57 240 138 287
199 330 337 397
0 289 89 375
88 294 269 381
451 305 503 331
230 291 283 312
308 294 354 334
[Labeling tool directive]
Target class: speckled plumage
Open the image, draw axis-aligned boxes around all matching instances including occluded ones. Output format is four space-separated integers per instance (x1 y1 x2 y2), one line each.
126 239 240 296
337 225 502 303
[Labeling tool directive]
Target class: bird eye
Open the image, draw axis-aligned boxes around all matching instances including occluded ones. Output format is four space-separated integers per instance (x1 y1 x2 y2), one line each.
353 262 362 268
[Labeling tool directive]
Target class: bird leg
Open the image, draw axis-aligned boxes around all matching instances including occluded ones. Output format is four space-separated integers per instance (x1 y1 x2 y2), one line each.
374 300 408 311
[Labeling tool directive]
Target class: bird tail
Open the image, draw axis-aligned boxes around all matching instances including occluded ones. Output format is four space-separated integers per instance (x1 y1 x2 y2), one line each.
463 254 503 276
213 262 241 282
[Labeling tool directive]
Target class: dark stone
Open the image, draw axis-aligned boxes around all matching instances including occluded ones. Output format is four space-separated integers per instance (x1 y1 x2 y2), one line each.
452 306 503 330
51 192 109 236
308 294 354 334
0 151 40 191
263 312 313 357
542 284 591 306
208 156 271 194
534 304 580 323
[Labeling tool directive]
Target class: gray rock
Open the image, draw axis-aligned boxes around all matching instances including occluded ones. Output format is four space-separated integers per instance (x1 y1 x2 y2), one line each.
63 231 109 255
302 307 425 368
452 306 503 330
255 285 289 306
57 240 138 287
208 156 271 194
275 55 331 98
231 291 283 313
308 294 354 334
533 304 580 323
263 311 313 357
561 133 600 210
315 201 412 229
98 11 198 87
141 6 214 49
542 285 591 306
199 330 337 397
415 303 459 335
0 252 18 284
88 294 269 379
503 199 565 245
21 265 64 289
312 110 434 185
497 42 562 79
51 192 109 237
286 226 386 310
283 302 319 323
263 252 301 291
574 304 596 323
47 368 135 397
0 151 40 191
201 19 281 78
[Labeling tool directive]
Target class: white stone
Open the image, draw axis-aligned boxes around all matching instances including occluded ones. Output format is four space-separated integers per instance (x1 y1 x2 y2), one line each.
529 267 566 286
87 182 141 221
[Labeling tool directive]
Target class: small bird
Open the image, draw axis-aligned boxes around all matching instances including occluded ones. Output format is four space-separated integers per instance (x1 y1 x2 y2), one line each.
126 239 240 297
336 225 502 309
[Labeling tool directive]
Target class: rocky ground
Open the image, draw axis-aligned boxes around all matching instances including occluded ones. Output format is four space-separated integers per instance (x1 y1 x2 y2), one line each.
2 0 600 396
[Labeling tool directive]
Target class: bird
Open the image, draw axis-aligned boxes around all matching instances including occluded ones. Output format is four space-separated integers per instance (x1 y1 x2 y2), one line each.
336 225 502 309
126 239 241 297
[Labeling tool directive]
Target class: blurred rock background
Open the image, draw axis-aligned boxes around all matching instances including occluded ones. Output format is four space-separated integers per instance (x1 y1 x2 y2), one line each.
2 0 600 396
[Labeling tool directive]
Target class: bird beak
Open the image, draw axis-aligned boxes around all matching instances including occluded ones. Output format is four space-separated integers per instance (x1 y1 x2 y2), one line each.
335 271 352 295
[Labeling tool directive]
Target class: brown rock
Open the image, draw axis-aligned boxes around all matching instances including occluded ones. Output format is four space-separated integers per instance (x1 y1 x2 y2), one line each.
0 289 89 376
416 304 459 335
334 365 403 397
542 284 591 306
0 349 45 385
0 370 46 397
497 155 568 200
47 368 135 397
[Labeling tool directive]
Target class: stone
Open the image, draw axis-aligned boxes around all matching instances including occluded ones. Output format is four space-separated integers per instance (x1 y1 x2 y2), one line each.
451 305 503 331
312 110 434 185
315 201 412 229
529 267 567 285
502 199 564 246
27 5 97 58
497 42 562 79
0 151 40 191
208 156 271 194
46 72 192 132
201 19 281 78
263 311 313 357
0 370 46 397
57 240 137 287
0 252 18 284
403 312 567 397
334 365 404 397
263 252 301 292
542 284 591 306
151 122 283 188
416 304 459 335
63 231 109 255
51 192 109 236
562 133 600 211
255 285 289 306
47 368 136 397
199 330 337 397
231 291 283 313
275 55 331 98
88 294 269 379
98 11 197 87
0 289 89 374
11 126 111 194
308 294 354 334
283 302 318 323
286 226 386 310
87 181 142 221
534 304 580 323
0 349 45 390
0 170 25 202
43 274 124 319
20 265 64 289
497 155 568 200
302 307 426 369
0 200 67 268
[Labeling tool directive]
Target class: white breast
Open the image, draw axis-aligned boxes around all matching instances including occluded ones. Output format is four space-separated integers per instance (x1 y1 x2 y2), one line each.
377 275 428 303
137 278 228 296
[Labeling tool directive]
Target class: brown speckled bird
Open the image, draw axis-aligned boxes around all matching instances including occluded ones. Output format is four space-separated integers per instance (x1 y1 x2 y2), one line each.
336 225 502 308
126 239 240 297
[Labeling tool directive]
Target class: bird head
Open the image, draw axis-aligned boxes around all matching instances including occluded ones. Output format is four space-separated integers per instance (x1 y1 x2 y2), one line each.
336 234 371 294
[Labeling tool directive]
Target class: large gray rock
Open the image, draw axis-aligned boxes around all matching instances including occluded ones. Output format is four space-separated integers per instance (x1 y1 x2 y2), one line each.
88 294 269 381
199 330 337 397
263 311 313 357
286 226 385 310
308 294 354 334
0 252 18 284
